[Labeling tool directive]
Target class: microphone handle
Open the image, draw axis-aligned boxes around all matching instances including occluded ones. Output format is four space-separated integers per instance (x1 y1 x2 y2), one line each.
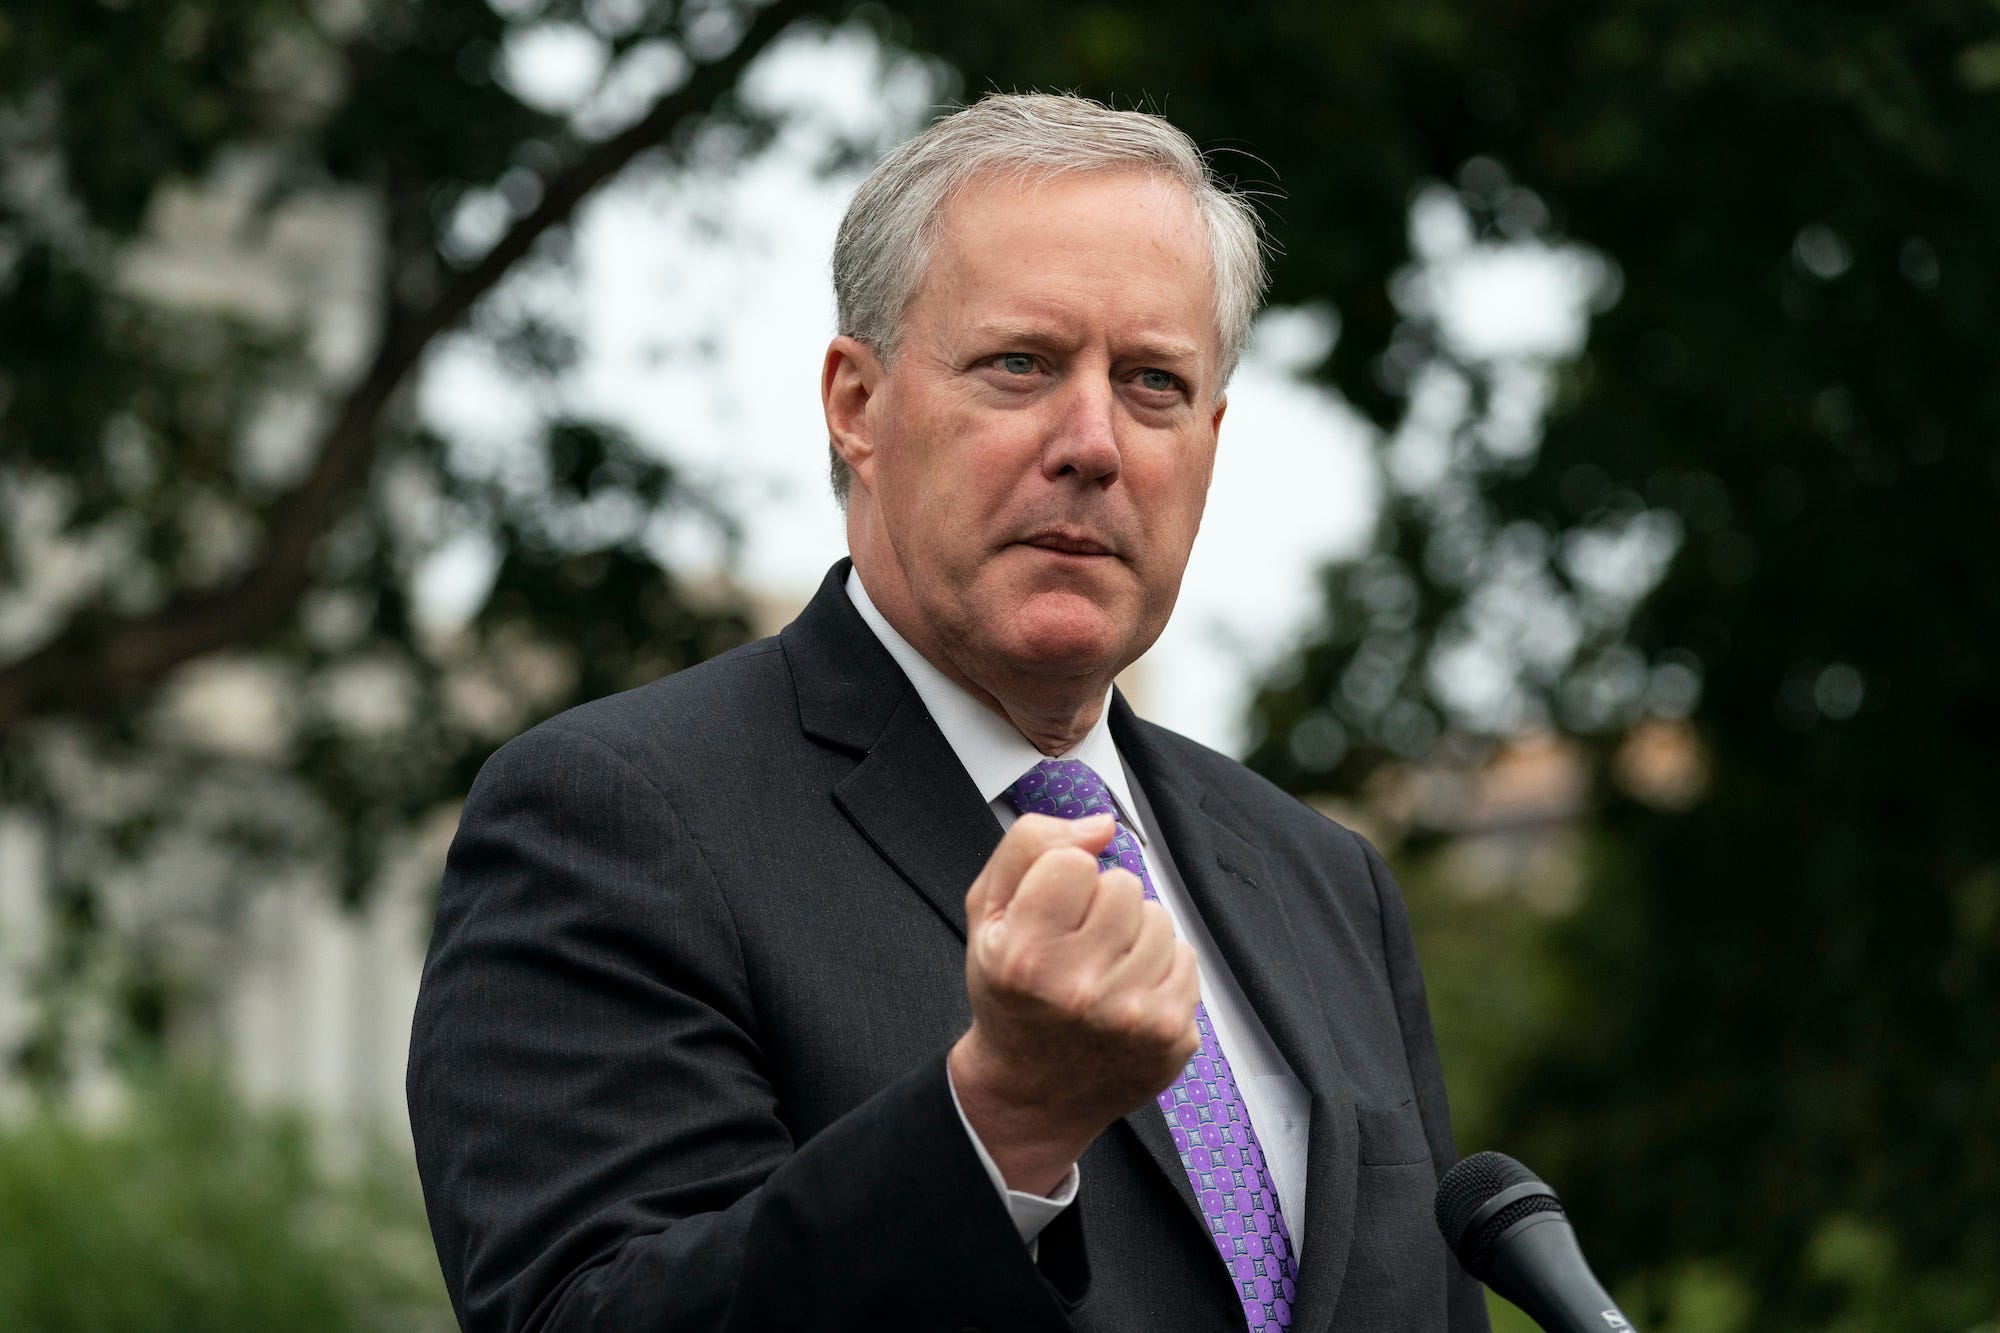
1484 1214 1640 1333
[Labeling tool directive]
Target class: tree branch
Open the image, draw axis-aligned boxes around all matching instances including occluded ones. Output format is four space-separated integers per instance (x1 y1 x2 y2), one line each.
0 0 817 731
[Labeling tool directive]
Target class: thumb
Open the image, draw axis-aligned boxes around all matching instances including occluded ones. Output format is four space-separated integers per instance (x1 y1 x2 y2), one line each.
976 811 1116 922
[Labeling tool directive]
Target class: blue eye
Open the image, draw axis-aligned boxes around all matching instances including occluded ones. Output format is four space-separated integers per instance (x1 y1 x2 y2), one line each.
998 353 1037 375
1137 369 1180 393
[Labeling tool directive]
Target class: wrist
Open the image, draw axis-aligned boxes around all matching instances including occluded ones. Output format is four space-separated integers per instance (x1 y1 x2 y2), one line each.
949 1029 1093 1196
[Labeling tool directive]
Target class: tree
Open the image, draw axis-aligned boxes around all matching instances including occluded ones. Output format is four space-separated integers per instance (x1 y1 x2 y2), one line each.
888 2 2000 1327
0 0 918 1077
11 3 1998 1324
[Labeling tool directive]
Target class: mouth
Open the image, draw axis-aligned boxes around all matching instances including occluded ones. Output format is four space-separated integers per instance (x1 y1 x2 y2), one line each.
1018 528 1116 558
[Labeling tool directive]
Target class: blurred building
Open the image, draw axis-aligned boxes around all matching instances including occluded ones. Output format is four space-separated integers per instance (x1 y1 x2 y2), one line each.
1315 718 1705 914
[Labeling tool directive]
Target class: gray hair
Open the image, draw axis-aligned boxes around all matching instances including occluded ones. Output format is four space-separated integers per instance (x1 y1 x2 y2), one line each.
829 92 1270 504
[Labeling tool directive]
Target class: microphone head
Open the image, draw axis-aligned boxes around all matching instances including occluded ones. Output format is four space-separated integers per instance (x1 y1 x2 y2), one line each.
1434 1151 1567 1280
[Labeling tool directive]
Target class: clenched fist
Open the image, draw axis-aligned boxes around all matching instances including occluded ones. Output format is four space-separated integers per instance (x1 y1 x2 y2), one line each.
948 812 1201 1195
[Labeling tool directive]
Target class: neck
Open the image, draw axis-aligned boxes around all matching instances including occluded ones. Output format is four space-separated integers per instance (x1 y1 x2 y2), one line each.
979 676 1108 757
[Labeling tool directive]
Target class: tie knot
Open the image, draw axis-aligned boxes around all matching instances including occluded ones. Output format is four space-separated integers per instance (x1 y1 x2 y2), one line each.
1003 758 1118 821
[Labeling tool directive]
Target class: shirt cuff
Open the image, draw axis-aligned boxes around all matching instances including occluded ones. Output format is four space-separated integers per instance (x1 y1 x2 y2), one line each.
947 1064 1080 1247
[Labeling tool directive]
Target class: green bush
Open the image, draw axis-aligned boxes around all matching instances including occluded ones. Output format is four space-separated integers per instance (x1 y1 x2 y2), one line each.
0 1073 449 1333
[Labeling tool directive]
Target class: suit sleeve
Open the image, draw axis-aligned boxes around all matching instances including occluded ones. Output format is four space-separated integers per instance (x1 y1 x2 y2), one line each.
406 722 1088 1332
1359 834 1493 1333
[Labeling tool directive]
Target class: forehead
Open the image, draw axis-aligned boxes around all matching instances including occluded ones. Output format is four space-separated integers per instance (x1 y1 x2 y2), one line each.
908 168 1218 355
937 163 1207 239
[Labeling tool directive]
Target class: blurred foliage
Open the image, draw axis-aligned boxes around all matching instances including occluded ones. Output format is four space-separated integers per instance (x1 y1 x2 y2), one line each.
1390 849 1565 1333
884 0 2000 1327
1394 847 1568 1161
0 0 921 1074
9 0 2000 1328
0 1070 448 1331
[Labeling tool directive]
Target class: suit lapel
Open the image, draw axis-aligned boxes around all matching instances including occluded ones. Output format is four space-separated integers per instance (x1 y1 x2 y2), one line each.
833 686 1001 940
782 560 998 940
1111 695 1361 1333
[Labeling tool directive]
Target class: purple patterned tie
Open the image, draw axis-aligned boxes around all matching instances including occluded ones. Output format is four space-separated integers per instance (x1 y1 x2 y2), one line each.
1004 758 1297 1333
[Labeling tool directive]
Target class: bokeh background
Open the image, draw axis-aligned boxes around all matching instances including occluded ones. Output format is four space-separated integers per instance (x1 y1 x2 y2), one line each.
3 2 1997 1329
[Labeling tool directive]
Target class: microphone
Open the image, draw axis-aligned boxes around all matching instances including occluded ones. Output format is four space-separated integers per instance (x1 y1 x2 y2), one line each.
1433 1151 1639 1333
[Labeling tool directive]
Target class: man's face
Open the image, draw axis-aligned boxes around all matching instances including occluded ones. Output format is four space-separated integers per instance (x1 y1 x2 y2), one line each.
834 168 1226 695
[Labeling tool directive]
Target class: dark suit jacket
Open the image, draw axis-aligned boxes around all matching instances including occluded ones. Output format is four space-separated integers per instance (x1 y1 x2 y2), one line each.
408 559 1490 1333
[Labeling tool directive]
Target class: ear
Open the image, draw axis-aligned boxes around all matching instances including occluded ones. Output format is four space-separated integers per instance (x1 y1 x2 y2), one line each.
822 336 886 492
1201 393 1229 488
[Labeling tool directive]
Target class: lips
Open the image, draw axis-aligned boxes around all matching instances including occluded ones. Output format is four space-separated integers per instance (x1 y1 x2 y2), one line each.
1019 528 1115 556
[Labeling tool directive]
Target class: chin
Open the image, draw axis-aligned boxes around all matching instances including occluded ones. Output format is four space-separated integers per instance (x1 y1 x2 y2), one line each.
994 593 1136 677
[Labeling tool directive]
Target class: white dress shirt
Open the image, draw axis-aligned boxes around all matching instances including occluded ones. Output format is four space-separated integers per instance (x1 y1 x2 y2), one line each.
845 570 1313 1255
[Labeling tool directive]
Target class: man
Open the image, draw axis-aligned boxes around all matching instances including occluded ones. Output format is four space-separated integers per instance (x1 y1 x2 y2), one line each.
409 93 1488 1333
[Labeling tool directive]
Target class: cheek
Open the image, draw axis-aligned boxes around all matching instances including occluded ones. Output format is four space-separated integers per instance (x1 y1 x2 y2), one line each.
878 430 1011 570
902 420 1036 524
1178 478 1214 546
1136 453 1214 551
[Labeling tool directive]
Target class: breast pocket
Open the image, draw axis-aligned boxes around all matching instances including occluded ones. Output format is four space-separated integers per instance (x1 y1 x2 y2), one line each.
1341 1100 1449 1330
1356 1099 1432 1166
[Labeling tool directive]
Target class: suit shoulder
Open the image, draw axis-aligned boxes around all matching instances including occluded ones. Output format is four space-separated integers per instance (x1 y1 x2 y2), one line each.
476 636 790 790
1129 717 1372 857
1127 718 1395 933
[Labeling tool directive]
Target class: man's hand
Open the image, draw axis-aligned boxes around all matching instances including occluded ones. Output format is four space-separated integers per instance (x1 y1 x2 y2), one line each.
949 813 1201 1196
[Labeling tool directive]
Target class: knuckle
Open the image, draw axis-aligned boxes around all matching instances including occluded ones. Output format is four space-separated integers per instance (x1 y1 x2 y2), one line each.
1019 853 1092 907
1060 975 1103 1016
989 944 1038 996
1111 995 1153 1039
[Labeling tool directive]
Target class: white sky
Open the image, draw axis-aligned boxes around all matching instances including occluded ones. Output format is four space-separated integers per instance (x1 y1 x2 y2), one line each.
422 24 1589 755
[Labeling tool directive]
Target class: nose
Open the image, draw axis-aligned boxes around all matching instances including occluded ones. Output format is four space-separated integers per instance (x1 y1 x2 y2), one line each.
1043 375 1121 484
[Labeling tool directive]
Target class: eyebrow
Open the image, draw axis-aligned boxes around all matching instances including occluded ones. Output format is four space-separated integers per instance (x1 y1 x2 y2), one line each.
968 323 1204 367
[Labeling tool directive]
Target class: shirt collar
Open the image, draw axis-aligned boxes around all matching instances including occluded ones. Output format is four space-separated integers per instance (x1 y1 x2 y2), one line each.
844 566 1147 845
